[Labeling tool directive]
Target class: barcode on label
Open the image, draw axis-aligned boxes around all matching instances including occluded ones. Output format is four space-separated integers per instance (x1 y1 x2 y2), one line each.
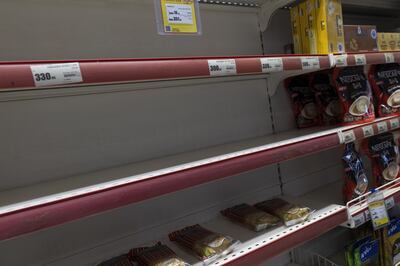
390 119 399 129
377 122 388 133
335 54 348 67
208 59 237 76
301 57 320 70
362 125 374 138
354 54 367 65
30 63 83 87
385 53 395 63
260 57 283 73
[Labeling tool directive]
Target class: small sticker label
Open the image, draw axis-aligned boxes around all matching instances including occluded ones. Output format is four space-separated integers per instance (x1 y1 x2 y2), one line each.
390 118 399 129
301 57 320 70
335 54 348 67
260 57 283 73
385 53 395 63
354 54 367 65
385 197 395 209
30 63 83 87
340 130 356 144
353 212 366 227
208 59 237 76
362 125 374 138
377 122 388 133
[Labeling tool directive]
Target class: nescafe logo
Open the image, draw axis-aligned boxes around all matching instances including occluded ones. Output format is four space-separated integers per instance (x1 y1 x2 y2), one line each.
339 74 364 83
377 69 400 79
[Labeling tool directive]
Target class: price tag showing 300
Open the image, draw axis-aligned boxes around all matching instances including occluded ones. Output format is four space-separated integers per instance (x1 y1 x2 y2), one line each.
208 59 237 76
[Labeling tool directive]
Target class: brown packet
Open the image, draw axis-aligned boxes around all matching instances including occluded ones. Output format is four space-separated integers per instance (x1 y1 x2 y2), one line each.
221 203 280 232
168 224 238 262
254 198 312 227
128 242 188 266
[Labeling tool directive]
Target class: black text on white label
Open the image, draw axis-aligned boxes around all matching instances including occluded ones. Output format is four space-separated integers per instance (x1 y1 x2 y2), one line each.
260 57 283 73
301 57 320 70
30 63 83 87
208 59 237 76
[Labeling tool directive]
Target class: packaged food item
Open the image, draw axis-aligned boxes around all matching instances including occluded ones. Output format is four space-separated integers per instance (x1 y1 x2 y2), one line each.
342 143 369 202
98 255 134 266
364 133 399 187
299 1 310 54
315 0 345 54
382 218 400 266
254 198 312 227
169 224 238 262
290 5 303 54
333 66 375 125
128 242 188 266
345 235 373 266
221 203 280 232
378 33 399 52
306 0 318 54
354 239 380 266
369 63 400 117
344 25 378 52
311 71 342 125
286 75 320 128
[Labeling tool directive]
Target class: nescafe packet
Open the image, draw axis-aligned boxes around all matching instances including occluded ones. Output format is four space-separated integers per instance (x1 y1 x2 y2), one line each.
128 242 189 266
363 132 399 187
333 66 375 125
342 143 369 202
311 71 343 125
286 75 320 128
369 63 400 117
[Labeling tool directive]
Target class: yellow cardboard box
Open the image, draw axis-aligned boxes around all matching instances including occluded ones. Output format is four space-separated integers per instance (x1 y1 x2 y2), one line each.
315 0 345 54
290 6 303 54
306 0 318 54
299 2 309 54
378 32 400 51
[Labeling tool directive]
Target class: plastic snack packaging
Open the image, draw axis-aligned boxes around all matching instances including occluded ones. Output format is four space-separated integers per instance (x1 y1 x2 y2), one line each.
286 75 320 128
311 71 343 125
363 132 399 187
168 224 238 263
382 218 400 266
221 203 280 232
254 198 312 227
369 63 400 117
345 236 380 266
342 143 369 202
128 242 189 266
98 254 134 266
333 66 375 125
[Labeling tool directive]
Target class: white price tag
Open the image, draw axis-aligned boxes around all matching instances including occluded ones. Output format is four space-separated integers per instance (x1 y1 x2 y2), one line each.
30 63 83 87
208 59 237 76
353 212 366 227
301 57 320 70
362 125 374 138
339 130 356 144
385 53 395 63
377 122 388 133
385 197 395 209
335 54 348 67
354 54 367 65
390 118 400 130
260 57 283 73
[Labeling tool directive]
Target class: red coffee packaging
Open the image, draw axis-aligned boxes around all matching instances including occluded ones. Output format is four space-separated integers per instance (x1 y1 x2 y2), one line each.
310 71 343 126
333 66 375 125
286 75 320 128
368 63 400 117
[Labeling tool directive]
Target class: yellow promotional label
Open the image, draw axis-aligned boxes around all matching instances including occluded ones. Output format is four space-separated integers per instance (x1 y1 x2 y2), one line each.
160 0 198 33
369 200 389 227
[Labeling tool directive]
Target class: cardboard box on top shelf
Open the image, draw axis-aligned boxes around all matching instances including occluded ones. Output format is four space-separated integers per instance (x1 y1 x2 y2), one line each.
344 25 378 53
306 0 318 54
378 32 400 51
290 5 303 54
299 1 309 54
315 0 345 54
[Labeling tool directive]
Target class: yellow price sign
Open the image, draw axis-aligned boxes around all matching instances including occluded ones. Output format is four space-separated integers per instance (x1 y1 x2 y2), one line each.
159 0 199 34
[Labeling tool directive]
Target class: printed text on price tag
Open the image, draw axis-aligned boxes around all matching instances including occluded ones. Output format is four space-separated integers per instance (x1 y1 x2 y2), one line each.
301 57 320 70
208 59 237 76
260 57 283 73
30 63 83 87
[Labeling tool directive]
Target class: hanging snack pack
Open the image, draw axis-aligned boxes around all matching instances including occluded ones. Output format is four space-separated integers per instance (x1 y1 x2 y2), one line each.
311 71 343 125
221 203 280 232
129 242 188 266
382 218 400 266
169 224 238 263
254 198 312 227
98 255 134 266
369 63 400 117
342 143 369 202
353 238 380 266
286 75 320 128
364 133 399 187
333 66 375 125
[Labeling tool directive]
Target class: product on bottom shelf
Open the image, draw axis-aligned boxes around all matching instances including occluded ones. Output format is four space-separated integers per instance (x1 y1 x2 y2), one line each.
98 254 134 266
342 143 369 202
381 218 400 266
254 198 312 227
286 75 320 128
128 242 189 266
363 133 400 187
344 25 378 52
369 63 400 117
333 66 375 125
221 203 280 232
311 71 343 125
168 224 238 263
378 33 400 52
345 235 380 266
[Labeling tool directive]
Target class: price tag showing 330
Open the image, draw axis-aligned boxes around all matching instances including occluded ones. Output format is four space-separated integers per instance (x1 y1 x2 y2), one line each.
30 63 83 87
